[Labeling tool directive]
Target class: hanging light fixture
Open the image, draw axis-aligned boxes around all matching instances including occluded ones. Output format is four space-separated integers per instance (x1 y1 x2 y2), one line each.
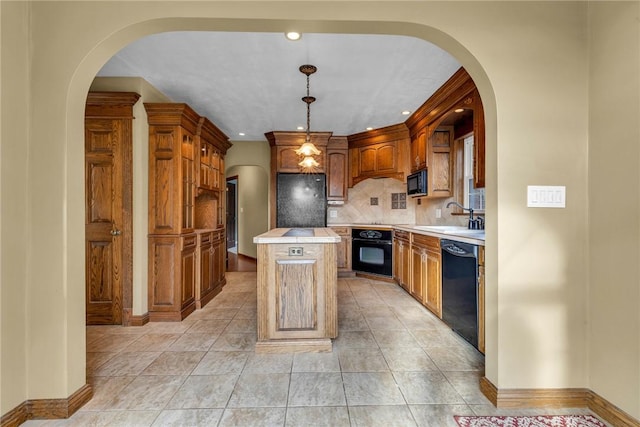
295 64 321 170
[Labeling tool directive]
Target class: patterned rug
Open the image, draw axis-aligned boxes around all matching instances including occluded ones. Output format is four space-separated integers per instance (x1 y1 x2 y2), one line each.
454 414 607 427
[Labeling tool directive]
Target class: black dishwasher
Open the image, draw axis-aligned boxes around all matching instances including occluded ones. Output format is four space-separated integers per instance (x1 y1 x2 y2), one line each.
441 239 479 349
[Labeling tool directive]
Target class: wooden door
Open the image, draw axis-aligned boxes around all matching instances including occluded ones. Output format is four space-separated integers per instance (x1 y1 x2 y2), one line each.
410 246 426 303
85 118 129 325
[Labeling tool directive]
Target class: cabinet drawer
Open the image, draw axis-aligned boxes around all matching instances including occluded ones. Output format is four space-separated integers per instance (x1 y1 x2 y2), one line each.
182 234 198 250
412 233 440 249
394 230 410 241
330 227 350 236
199 232 212 244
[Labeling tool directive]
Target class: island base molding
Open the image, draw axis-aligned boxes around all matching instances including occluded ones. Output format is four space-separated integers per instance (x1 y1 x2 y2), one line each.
255 338 333 354
1 384 92 427
480 377 639 427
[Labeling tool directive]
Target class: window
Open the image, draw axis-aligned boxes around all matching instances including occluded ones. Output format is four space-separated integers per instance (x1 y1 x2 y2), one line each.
460 135 485 211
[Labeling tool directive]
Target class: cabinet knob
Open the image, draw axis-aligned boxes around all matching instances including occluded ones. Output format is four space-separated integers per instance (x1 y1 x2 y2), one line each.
110 229 122 236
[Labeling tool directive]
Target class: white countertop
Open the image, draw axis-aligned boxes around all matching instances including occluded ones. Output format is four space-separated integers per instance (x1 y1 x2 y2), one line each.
253 227 341 244
328 223 485 245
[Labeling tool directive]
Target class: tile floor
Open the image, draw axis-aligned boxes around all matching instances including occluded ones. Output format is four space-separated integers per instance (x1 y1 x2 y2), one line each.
25 272 605 426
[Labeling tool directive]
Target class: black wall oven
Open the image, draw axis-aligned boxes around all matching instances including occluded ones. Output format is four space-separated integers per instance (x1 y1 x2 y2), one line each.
351 228 393 277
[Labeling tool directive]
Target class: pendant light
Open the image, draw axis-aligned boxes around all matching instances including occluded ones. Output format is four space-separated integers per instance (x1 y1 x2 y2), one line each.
295 64 321 170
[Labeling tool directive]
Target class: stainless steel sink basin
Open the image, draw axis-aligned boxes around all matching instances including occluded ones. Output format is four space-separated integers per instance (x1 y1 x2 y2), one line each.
413 225 484 237
283 228 315 237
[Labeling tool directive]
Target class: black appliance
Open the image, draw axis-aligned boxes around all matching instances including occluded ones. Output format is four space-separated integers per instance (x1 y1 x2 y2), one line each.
351 228 393 277
441 239 479 349
276 173 327 228
407 169 427 197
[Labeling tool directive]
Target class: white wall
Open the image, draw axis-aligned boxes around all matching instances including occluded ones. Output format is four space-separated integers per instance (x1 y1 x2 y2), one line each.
0 0 637 420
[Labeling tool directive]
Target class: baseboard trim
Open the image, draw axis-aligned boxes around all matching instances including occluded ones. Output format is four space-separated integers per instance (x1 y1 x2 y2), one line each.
128 312 149 327
480 377 639 427
1 384 92 427
354 272 395 283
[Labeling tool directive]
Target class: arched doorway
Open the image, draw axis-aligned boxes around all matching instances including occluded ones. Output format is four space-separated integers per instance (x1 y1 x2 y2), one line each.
61 13 495 406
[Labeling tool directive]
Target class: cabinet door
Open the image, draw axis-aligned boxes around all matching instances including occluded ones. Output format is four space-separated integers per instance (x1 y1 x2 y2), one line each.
410 128 427 172
331 227 351 271
199 241 213 297
327 150 348 201
410 246 426 303
376 143 397 173
359 147 377 174
399 240 411 292
428 126 452 198
181 238 197 309
425 247 442 318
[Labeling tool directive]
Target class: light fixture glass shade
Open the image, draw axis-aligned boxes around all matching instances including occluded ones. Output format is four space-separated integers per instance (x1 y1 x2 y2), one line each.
295 141 321 156
298 156 320 169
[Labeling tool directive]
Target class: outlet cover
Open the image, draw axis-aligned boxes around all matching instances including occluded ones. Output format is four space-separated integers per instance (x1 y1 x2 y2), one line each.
527 185 566 208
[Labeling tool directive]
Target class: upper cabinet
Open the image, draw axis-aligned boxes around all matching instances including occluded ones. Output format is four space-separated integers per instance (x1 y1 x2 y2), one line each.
196 117 232 192
347 123 410 187
405 68 485 190
326 136 349 203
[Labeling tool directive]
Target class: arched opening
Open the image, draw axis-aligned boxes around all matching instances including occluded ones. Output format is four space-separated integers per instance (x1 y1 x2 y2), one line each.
67 16 496 407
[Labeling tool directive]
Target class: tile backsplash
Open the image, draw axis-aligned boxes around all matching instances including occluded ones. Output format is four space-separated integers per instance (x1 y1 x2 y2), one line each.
327 178 416 225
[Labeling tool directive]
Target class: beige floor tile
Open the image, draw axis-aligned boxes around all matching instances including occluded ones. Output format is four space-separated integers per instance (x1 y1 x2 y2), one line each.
123 333 181 352
292 352 340 373
166 374 239 409
393 371 466 404
338 347 390 372
86 333 140 353
109 375 186 410
288 372 347 407
409 404 475 427
442 371 493 405
211 332 257 351
348 405 418 427
192 350 250 375
141 351 205 375
219 408 286 427
92 351 161 377
152 409 224 426
423 345 484 371
227 373 290 408
342 372 406 406
224 317 257 333
285 406 350 426
186 319 231 334
167 333 217 352
380 346 438 372
86 352 118 375
372 330 421 348
334 330 378 349
82 376 135 410
243 353 293 373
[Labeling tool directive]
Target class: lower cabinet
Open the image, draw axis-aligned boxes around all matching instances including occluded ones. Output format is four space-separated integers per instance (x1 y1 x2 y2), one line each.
330 226 352 275
393 230 411 292
149 229 226 321
394 231 442 319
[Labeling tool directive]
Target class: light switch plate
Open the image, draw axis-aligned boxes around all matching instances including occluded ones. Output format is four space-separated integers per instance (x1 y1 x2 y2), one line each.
527 185 566 208
329 209 338 218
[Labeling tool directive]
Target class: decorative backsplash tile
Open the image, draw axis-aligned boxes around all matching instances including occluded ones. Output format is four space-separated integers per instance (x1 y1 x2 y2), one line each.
370 197 378 206
391 193 406 209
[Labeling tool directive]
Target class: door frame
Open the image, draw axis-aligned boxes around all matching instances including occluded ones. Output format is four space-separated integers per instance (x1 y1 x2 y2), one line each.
226 175 238 251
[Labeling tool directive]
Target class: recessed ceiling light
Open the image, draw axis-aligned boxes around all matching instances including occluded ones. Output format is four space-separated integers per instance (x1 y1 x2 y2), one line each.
454 108 464 113
285 32 301 41
366 127 373 131
401 110 411 115
238 132 245 136
297 126 305 130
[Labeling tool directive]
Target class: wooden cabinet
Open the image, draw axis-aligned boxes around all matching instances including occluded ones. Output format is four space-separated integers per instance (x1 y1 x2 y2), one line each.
347 124 410 186
148 234 197 321
393 230 411 292
326 136 348 203
406 68 485 195
478 245 485 354
412 234 442 317
146 103 230 321
212 229 226 291
410 243 427 303
330 226 352 275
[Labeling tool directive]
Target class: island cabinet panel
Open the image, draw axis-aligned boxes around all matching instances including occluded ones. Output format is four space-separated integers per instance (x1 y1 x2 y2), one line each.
276 260 317 330
254 229 339 353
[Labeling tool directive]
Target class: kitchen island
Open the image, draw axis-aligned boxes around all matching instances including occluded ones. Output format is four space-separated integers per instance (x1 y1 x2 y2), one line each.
253 228 340 353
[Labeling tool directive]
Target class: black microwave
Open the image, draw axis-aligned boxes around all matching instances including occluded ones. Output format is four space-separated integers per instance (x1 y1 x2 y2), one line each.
407 169 427 196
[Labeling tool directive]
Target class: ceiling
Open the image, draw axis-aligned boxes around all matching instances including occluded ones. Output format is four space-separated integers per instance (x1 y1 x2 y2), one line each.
97 32 461 141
